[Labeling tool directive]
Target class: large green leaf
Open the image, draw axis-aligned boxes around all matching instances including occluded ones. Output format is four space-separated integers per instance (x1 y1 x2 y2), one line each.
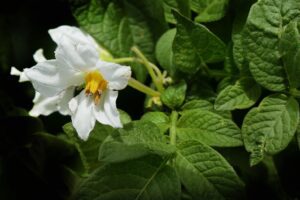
241 0 300 91
279 21 300 89
163 0 190 24
242 94 299 166
70 0 167 81
176 140 245 199
177 109 242 147
63 122 114 173
215 77 261 111
190 0 229 23
99 121 176 163
155 29 176 75
172 10 226 73
73 155 180 200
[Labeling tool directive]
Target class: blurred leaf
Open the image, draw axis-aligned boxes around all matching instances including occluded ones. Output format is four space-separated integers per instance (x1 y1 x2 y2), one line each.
63 122 114 174
155 28 176 75
118 109 132 125
72 155 180 200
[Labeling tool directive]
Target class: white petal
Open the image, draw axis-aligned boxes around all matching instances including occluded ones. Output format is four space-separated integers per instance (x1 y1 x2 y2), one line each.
57 87 75 115
24 59 84 97
29 92 60 117
48 25 99 50
55 36 98 71
96 60 131 90
69 90 96 140
33 49 46 63
10 67 30 82
94 90 122 128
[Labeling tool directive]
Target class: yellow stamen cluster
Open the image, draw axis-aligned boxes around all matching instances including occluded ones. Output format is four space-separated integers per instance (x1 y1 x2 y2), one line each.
85 70 108 104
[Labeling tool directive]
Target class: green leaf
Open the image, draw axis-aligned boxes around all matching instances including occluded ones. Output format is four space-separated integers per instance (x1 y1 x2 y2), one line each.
242 94 299 166
172 10 226 73
141 112 170 134
161 81 187 109
176 140 245 199
190 0 229 23
279 21 300 89
241 0 300 91
63 122 114 173
177 109 242 147
73 155 181 200
163 0 190 24
155 29 176 75
119 109 132 125
181 99 232 119
215 77 261 111
99 121 176 163
71 0 167 81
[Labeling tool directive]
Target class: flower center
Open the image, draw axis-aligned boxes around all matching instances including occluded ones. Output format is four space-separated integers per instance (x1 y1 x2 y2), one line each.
85 70 108 104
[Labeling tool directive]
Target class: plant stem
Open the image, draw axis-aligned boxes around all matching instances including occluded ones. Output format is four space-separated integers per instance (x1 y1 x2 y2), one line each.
170 111 178 145
131 46 165 93
111 57 136 63
128 78 160 97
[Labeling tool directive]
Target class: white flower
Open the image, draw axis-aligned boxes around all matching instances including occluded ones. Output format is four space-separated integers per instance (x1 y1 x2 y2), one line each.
24 26 131 140
11 49 74 117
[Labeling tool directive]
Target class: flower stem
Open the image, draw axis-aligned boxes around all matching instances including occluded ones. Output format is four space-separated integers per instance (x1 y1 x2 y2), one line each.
128 78 160 97
170 111 178 145
110 57 136 63
131 46 165 93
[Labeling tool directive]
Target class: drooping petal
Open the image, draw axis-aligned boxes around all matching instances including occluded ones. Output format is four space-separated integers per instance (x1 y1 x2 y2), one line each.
57 87 75 115
96 60 131 90
94 90 122 128
48 25 99 49
69 90 96 140
24 59 84 97
55 36 99 72
33 49 46 63
29 92 60 117
10 67 29 82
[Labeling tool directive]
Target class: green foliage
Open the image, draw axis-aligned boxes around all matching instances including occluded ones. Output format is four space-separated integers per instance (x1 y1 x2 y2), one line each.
177 109 242 147
70 0 167 81
172 10 226 73
163 0 190 24
176 140 245 199
242 94 299 165
190 0 229 23
141 111 170 134
155 28 176 75
161 81 187 109
215 77 261 111
279 21 300 89
99 121 176 163
72 155 181 200
241 0 300 91
63 122 114 174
